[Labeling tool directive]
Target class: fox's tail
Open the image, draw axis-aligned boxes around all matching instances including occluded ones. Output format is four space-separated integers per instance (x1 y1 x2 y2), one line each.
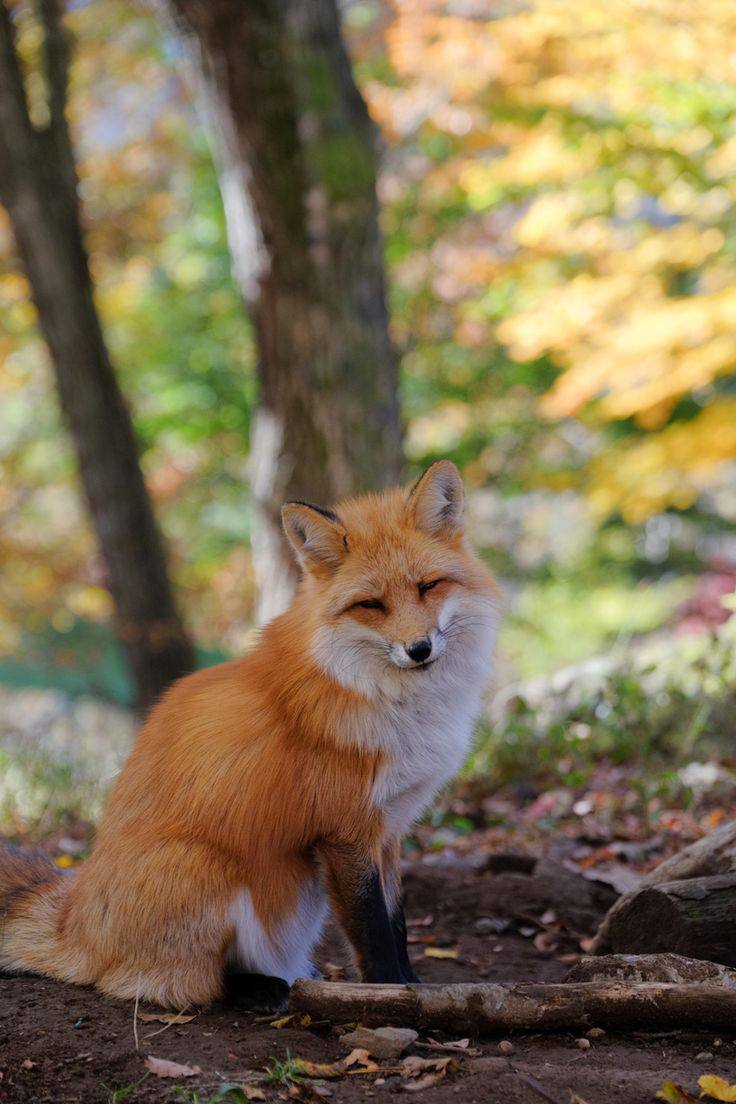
0 844 71 978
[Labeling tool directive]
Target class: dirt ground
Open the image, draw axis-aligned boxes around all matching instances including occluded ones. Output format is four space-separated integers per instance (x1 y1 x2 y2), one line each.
1 854 734 1104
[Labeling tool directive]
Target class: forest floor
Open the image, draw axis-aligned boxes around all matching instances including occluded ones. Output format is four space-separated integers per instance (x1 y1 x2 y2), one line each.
2 837 735 1104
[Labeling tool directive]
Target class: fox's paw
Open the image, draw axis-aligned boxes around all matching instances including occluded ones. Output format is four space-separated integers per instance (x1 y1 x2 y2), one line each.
222 971 290 1014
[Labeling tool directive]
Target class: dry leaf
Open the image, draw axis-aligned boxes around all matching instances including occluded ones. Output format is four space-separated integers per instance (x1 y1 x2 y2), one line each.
401 1056 455 1077
424 1037 473 1053
293 1059 344 1080
570 1095 593 1104
143 1055 201 1078
423 946 459 959
271 1014 294 1029
341 1048 379 1072
400 1057 454 1093
138 1012 195 1025
533 930 560 955
655 1082 699 1103
402 1071 447 1092
699 1075 736 1102
21 1059 35 1070
243 1088 267 1101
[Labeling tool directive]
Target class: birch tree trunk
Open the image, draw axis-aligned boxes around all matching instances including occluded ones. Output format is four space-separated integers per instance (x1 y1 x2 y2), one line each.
165 0 404 621
0 0 195 712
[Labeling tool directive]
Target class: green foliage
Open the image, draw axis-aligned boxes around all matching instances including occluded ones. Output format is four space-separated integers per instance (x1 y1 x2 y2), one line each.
472 618 736 798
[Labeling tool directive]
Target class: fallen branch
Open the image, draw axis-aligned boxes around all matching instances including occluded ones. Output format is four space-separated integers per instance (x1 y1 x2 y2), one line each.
566 952 736 988
590 820 736 955
592 876 736 966
290 978 736 1033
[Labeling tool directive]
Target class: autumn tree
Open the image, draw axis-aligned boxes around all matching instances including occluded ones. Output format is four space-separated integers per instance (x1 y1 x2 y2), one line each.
0 0 194 712
165 0 404 621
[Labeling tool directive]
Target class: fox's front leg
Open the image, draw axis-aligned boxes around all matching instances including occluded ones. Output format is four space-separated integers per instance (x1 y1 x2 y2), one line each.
318 839 404 983
381 837 420 984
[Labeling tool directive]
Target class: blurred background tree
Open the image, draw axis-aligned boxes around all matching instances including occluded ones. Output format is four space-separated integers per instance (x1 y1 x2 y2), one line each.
166 0 403 620
0 0 194 713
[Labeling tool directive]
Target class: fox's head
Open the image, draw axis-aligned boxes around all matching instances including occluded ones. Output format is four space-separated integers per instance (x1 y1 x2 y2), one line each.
282 461 499 698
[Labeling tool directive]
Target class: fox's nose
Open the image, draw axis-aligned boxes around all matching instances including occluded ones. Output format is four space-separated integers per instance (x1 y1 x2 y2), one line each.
406 638 432 663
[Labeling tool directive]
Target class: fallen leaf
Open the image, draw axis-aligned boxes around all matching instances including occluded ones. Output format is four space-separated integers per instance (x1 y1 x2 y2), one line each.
293 1059 344 1080
138 1012 195 1025
243 1088 267 1101
21 1059 35 1070
401 1056 455 1077
400 1055 455 1093
570 1095 593 1104
402 1071 447 1092
143 1055 201 1078
270 1014 294 1029
423 946 459 959
534 930 560 955
341 1048 379 1072
655 1081 699 1103
424 1037 473 1053
699 1075 736 1102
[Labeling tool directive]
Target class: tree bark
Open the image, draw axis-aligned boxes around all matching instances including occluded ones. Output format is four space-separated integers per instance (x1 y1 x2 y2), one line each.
591 820 736 954
566 951 736 988
290 978 736 1033
599 874 736 967
0 0 195 713
164 0 404 621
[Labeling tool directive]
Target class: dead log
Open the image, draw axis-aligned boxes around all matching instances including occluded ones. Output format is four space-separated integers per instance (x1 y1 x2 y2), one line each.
290 978 736 1033
598 874 736 966
566 952 736 988
590 820 736 954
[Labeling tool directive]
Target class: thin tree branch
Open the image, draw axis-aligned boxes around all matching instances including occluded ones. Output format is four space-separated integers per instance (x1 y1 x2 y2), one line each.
0 0 37 206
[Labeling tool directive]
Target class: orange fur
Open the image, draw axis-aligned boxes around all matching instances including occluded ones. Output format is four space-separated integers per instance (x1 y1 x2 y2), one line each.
0 463 498 1006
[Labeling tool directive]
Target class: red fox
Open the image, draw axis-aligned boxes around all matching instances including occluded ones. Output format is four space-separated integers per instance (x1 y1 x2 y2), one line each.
0 461 498 1010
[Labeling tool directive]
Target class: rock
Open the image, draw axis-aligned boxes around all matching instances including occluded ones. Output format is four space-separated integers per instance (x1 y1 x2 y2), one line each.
474 916 510 936
338 1026 418 1060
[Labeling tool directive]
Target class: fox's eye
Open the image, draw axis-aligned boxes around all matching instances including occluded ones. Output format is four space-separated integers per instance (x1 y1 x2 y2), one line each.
352 598 384 611
418 578 445 598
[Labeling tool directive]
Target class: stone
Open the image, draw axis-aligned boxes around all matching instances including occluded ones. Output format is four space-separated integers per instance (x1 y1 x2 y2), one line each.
339 1026 418 1060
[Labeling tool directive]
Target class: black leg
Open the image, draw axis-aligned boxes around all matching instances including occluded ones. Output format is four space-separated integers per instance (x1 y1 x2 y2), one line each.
391 900 420 983
222 970 290 1013
353 867 405 983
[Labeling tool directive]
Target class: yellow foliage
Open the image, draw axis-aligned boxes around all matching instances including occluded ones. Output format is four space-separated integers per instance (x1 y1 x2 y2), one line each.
698 1075 736 1103
588 401 736 523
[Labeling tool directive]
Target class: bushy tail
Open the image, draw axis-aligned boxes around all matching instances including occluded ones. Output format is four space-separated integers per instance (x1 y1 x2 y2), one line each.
0 844 66 976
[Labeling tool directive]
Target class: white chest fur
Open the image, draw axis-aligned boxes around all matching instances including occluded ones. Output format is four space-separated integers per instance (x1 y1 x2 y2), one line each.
371 673 485 837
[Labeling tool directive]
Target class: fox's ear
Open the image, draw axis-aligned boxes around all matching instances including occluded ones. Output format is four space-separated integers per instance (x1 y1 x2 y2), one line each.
281 501 348 574
408 460 464 539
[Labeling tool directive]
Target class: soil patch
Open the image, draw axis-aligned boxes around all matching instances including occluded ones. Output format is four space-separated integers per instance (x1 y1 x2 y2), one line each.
1 856 733 1104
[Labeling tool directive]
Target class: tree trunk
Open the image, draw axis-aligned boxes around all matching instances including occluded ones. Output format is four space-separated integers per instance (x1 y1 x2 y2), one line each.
0 0 195 713
290 978 736 1033
165 0 404 622
598 874 736 967
591 819 736 954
